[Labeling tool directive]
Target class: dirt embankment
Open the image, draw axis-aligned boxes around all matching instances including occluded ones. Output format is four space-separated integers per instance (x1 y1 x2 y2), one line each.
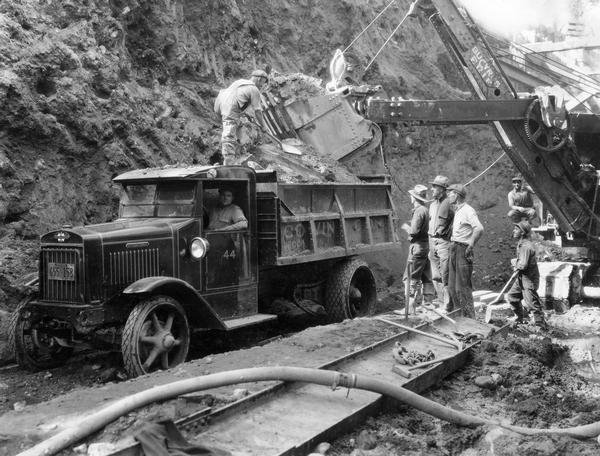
0 0 518 313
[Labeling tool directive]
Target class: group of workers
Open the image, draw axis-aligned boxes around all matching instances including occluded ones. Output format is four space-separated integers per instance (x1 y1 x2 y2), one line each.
405 174 547 330
404 176 483 318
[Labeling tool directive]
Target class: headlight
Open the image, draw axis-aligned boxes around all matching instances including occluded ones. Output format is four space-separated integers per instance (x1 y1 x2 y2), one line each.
190 237 210 259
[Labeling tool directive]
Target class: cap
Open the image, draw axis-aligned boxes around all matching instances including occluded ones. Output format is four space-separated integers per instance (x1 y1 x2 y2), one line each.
511 175 523 182
514 220 531 235
251 69 268 79
448 183 467 198
429 175 449 188
408 184 429 203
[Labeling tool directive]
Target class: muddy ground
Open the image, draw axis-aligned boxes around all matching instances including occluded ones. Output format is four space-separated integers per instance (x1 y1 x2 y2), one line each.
1 304 600 455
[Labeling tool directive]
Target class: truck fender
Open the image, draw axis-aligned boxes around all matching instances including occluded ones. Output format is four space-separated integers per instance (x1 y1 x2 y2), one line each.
122 277 225 330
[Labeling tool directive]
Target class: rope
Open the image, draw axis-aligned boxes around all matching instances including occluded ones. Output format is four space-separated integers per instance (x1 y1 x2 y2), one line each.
463 152 506 187
365 1 418 72
343 0 398 53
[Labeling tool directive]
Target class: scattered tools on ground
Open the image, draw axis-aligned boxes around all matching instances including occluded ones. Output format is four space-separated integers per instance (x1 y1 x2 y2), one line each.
376 317 462 350
422 304 457 326
392 352 459 379
392 342 434 366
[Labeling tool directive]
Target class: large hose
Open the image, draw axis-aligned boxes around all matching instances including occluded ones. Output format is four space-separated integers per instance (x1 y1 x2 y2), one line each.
18 366 600 456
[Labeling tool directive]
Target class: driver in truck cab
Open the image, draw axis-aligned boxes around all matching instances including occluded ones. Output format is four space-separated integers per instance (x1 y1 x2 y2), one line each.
208 188 248 231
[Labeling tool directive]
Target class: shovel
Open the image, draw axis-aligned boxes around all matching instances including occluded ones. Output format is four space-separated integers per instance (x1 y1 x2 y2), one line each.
246 118 303 155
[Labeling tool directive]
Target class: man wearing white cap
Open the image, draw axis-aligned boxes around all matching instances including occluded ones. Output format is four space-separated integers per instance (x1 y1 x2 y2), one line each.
447 183 483 318
402 184 434 312
427 175 454 311
214 69 268 165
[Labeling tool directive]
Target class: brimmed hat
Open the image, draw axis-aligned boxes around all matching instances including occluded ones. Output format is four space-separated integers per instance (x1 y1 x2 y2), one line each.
514 220 531 235
251 69 268 79
408 184 428 203
448 183 467 198
511 175 523 182
429 175 449 188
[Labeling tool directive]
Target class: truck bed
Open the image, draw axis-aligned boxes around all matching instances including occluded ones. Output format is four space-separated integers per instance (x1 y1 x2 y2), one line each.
257 181 399 266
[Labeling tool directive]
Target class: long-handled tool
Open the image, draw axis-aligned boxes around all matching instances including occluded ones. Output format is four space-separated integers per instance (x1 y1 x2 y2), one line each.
376 317 461 350
245 117 303 155
485 270 519 324
489 270 519 305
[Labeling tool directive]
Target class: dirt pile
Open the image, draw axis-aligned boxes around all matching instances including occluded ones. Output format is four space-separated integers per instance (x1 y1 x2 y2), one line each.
331 334 600 455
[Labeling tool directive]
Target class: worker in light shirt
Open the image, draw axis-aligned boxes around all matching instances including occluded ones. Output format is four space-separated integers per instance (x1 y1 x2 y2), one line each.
446 184 484 318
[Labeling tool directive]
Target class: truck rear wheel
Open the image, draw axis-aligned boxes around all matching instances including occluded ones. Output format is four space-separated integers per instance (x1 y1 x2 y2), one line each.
8 299 74 370
324 258 376 322
122 295 190 378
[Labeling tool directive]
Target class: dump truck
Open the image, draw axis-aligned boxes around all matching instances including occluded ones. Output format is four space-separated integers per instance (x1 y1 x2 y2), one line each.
9 165 398 377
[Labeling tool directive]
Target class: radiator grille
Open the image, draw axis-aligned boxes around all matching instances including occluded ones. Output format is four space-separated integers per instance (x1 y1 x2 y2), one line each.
109 248 160 286
41 248 83 303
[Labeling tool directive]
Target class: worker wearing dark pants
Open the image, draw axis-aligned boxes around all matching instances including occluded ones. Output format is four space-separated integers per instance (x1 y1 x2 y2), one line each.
507 175 537 223
403 184 434 312
507 221 547 329
427 175 454 310
447 184 483 318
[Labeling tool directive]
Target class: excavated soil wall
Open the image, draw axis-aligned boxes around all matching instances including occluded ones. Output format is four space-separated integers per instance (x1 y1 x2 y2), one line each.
0 0 517 315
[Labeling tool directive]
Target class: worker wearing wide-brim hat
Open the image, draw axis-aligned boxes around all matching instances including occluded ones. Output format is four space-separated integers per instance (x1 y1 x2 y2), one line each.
213 69 269 165
446 183 484 318
402 184 435 313
507 220 547 330
427 175 454 310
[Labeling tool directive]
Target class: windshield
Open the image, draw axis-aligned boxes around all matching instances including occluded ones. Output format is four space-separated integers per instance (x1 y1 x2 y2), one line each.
120 182 196 218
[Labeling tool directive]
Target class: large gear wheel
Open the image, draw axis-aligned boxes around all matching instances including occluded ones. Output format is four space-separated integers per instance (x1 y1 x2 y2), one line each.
524 98 567 152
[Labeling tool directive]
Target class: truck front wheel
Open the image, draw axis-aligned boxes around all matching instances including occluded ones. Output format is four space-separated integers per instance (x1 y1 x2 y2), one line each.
324 259 377 322
122 295 190 378
8 299 74 370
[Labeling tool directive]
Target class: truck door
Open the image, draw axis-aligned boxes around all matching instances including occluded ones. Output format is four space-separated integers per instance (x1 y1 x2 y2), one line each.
202 181 253 292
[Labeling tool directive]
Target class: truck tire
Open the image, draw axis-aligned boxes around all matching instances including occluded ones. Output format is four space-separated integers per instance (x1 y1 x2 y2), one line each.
324 258 377 322
8 298 73 370
122 295 190 378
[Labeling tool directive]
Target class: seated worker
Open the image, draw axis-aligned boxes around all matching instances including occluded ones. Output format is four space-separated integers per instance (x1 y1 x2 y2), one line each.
507 176 536 223
208 188 248 231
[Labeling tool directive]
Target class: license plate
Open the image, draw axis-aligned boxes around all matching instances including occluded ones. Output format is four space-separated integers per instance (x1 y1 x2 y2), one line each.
48 262 75 281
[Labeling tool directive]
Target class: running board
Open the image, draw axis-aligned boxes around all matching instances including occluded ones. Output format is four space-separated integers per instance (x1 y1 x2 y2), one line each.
223 313 278 330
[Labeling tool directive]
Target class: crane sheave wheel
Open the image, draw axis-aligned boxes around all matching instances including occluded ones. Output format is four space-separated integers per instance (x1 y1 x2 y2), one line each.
8 299 74 370
122 295 190 378
325 258 377 322
524 98 567 152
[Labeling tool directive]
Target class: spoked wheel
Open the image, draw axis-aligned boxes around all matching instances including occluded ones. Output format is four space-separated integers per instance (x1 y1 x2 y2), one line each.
122 295 190 378
324 258 377 322
8 299 74 370
524 98 567 152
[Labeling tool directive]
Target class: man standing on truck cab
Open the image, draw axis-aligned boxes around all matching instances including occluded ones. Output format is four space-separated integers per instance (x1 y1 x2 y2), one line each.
507 220 547 330
447 184 483 318
428 175 454 311
208 188 248 231
214 69 268 165
507 176 537 224
403 184 434 313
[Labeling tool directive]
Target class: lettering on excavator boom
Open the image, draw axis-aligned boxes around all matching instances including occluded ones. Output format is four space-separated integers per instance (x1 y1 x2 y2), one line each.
469 46 501 90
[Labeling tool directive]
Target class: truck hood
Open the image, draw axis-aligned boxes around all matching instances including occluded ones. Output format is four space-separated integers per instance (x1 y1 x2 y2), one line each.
41 218 194 244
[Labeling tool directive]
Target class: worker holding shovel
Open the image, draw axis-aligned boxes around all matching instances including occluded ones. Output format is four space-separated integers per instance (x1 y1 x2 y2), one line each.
507 221 548 331
214 69 268 165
